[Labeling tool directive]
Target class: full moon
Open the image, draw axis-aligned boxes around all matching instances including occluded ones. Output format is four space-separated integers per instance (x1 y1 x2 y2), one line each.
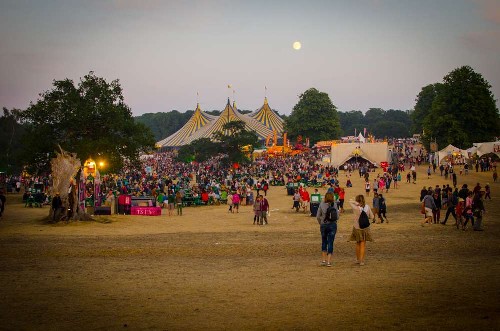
293 41 301 50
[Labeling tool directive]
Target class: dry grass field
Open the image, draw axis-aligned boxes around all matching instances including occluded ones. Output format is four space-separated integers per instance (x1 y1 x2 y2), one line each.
0 165 499 330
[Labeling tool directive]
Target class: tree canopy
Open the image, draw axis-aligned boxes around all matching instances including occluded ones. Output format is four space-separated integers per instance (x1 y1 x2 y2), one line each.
134 110 193 141
411 83 443 134
337 108 411 138
19 72 155 174
284 88 341 143
177 121 258 165
420 65 499 149
0 108 25 174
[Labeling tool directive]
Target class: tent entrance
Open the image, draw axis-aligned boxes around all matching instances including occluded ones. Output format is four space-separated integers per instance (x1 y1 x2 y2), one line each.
341 156 378 168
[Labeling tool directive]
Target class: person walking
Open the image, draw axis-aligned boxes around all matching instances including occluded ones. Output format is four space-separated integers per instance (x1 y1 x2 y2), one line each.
349 195 374 266
432 191 441 224
378 193 388 223
232 191 240 213
472 191 486 231
292 190 301 212
421 190 436 226
167 192 175 216
484 183 491 200
373 179 379 195
338 187 345 213
364 179 371 197
316 192 339 267
441 190 458 225
372 193 380 224
228 191 234 213
259 195 269 225
175 191 183 216
253 195 262 225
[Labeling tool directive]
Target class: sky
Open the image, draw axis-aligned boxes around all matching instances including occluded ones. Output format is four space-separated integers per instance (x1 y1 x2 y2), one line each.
1 0 499 116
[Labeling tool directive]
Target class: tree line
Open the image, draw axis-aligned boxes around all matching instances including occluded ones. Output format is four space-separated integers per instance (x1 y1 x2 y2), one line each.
135 101 412 143
1 65 498 174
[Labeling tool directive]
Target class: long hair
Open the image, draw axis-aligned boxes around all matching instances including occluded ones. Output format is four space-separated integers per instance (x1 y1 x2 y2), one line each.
324 192 334 203
355 194 365 207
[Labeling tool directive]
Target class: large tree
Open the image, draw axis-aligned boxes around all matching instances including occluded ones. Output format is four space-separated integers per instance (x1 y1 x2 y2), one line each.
176 138 218 163
19 72 155 173
422 66 499 149
212 121 259 165
0 108 25 174
285 88 340 144
338 110 364 136
411 83 443 134
135 110 193 141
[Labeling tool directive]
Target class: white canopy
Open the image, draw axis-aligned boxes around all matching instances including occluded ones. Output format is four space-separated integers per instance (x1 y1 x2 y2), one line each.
330 142 389 167
437 144 469 164
472 142 500 157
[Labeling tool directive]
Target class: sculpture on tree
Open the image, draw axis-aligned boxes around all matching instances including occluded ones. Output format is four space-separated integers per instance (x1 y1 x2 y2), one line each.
49 147 92 222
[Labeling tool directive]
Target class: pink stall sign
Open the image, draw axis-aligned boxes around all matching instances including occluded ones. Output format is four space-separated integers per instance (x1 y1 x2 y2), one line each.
130 207 162 216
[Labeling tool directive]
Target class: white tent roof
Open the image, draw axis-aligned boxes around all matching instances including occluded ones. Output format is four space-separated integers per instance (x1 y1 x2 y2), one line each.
358 133 366 143
472 142 500 157
330 142 389 167
437 144 469 164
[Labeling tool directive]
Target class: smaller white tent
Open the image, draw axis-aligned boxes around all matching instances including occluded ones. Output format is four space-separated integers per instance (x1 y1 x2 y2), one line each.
437 144 469 164
330 142 389 167
472 142 500 157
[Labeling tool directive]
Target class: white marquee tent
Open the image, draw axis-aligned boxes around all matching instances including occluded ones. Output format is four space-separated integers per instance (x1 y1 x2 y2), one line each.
330 142 389 168
437 144 469 164
471 142 500 157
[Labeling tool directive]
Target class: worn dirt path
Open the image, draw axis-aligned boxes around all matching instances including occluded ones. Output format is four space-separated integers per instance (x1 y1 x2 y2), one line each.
0 166 499 330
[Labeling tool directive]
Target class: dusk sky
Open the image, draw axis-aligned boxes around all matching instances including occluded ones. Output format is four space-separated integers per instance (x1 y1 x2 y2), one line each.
1 0 499 116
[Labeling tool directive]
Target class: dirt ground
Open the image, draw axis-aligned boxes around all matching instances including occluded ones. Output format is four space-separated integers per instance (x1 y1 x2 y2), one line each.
0 166 499 331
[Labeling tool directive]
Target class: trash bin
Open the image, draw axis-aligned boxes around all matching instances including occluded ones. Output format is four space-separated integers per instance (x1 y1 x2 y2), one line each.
310 202 319 217
310 194 321 217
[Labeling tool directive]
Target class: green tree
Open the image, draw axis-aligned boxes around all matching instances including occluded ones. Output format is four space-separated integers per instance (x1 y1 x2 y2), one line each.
212 121 259 165
0 108 25 174
176 138 218 163
364 108 385 125
422 66 499 149
371 121 409 138
135 110 192 141
284 88 340 143
19 72 155 173
411 83 443 134
338 110 364 136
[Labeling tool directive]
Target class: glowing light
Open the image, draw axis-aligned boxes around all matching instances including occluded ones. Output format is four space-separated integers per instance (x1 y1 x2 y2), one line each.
293 41 302 50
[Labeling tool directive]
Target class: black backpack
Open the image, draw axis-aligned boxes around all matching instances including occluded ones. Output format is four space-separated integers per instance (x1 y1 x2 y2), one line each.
323 203 338 223
359 206 370 229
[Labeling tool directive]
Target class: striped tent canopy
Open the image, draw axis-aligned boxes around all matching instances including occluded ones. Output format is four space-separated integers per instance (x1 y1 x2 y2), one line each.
156 103 216 147
250 97 284 136
188 99 274 143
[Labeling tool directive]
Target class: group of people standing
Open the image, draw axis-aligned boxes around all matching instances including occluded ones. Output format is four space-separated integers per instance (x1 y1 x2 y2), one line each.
252 195 270 225
420 182 488 231
316 193 374 267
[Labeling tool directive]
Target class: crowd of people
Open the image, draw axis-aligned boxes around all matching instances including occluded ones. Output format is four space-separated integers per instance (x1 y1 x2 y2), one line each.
419 181 489 231
1 138 496 268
